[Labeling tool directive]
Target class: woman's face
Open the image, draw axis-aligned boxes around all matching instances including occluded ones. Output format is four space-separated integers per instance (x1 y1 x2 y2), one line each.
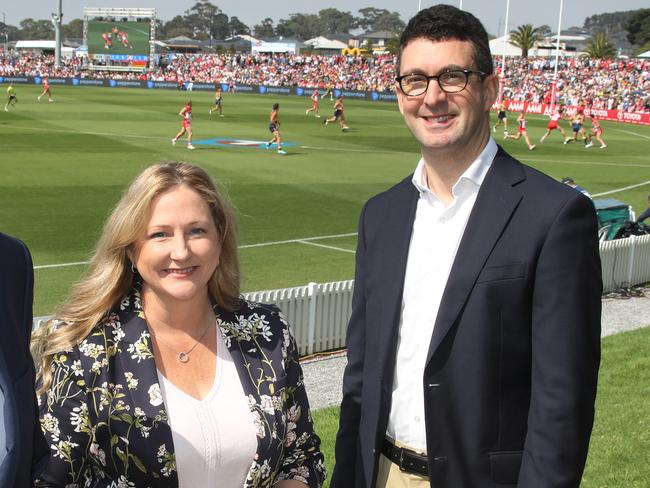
129 184 221 306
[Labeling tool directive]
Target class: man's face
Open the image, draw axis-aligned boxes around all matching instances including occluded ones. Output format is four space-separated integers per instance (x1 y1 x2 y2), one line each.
396 38 497 163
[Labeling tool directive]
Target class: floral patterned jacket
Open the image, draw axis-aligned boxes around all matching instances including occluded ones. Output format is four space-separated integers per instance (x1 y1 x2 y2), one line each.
36 288 326 487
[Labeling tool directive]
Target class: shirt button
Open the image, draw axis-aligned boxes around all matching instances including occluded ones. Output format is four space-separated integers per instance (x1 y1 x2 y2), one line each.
414 416 421 423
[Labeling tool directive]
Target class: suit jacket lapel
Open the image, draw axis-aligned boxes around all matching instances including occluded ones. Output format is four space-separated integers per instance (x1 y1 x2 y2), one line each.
426 150 525 364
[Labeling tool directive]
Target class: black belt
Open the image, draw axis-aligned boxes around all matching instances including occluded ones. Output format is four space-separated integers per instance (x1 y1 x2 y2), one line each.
381 439 429 476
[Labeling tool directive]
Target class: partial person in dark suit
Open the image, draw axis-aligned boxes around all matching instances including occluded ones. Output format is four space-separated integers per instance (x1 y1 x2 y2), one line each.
0 232 48 486
636 194 650 223
332 5 602 488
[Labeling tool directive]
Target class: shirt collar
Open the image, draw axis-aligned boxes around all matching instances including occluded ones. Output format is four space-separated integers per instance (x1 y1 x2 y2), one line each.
411 138 498 198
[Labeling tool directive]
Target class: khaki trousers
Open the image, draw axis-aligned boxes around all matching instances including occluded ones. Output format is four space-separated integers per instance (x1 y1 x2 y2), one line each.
375 439 430 488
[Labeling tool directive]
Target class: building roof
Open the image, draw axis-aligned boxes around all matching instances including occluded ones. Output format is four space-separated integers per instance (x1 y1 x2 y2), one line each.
304 36 347 50
362 30 397 40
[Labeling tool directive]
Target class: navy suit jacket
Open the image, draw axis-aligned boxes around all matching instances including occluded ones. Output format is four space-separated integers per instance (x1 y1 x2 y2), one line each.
332 147 602 488
0 233 48 487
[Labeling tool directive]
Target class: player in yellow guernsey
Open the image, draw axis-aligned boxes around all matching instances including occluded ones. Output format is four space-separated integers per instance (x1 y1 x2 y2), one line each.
5 83 17 111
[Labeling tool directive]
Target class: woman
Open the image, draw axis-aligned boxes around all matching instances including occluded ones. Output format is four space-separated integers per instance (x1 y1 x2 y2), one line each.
504 111 535 150
172 101 195 150
32 162 325 487
265 103 287 155
323 96 350 132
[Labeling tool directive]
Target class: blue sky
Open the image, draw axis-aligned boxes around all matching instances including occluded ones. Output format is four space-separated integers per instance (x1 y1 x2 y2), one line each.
5 0 649 36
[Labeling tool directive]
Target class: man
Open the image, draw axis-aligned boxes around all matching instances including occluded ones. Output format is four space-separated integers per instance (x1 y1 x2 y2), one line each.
562 176 592 199
0 232 48 486
332 5 601 488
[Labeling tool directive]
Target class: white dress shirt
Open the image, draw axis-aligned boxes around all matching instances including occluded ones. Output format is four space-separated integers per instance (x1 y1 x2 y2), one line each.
387 139 498 451
157 325 257 488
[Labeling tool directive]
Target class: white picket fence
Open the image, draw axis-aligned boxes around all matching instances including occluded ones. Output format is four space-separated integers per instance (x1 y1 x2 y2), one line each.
33 235 650 356
599 234 650 293
244 280 354 356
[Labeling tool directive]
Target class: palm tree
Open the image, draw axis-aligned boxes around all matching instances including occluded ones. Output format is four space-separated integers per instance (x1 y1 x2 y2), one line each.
509 24 543 58
583 32 616 59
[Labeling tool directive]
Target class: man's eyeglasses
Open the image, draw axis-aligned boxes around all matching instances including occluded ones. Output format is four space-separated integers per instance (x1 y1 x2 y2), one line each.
395 69 488 96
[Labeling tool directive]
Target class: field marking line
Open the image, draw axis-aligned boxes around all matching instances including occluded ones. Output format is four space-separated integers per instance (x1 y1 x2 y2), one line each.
34 232 359 270
592 180 650 197
521 157 649 169
9 125 168 141
34 261 90 270
238 232 357 249
296 240 356 254
611 128 650 140
299 145 414 154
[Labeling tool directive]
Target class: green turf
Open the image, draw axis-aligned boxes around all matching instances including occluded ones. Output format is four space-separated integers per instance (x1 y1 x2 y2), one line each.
312 325 650 487
1 83 649 315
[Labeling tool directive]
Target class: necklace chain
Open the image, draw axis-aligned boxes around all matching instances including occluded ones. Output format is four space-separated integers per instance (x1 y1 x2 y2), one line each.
147 320 213 363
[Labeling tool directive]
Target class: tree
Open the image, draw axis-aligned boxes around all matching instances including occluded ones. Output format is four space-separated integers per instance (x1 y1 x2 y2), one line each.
62 18 83 39
228 16 250 37
583 32 617 58
509 24 543 57
0 21 20 42
19 18 54 39
362 38 374 55
162 15 193 39
625 9 650 47
253 18 275 38
317 8 356 37
275 13 320 39
356 7 404 33
385 35 400 55
184 0 227 40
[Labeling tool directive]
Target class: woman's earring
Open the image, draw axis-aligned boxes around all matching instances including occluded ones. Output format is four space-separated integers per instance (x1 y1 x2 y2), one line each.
131 263 137 274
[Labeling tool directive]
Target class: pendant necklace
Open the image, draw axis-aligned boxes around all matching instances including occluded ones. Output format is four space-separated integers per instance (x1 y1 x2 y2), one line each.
148 320 213 363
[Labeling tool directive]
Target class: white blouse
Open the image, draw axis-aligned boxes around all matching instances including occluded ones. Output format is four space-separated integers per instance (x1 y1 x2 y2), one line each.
157 325 258 487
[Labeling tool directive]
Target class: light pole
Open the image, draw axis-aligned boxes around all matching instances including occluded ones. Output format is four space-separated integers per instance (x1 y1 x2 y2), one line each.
497 0 511 105
2 12 7 54
52 0 62 69
550 0 564 111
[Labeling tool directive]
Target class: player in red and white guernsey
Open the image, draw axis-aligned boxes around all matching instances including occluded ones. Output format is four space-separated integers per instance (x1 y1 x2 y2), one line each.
585 115 607 149
504 111 535 150
37 76 54 102
539 107 570 144
305 89 321 117
172 101 195 150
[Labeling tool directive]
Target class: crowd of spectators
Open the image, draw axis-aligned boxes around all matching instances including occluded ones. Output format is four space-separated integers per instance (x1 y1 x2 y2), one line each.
1 51 649 112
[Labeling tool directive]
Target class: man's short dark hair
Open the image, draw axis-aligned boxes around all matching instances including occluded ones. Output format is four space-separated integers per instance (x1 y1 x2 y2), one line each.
397 5 493 76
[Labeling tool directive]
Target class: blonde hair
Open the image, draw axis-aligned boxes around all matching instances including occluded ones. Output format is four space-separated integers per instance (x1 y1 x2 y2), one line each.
33 162 240 393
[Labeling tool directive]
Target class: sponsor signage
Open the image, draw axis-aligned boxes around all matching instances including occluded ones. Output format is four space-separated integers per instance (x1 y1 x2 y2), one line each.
78 79 105 86
490 100 650 126
0 76 30 83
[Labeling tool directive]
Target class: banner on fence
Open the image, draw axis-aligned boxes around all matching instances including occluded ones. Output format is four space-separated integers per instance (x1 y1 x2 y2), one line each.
491 100 650 126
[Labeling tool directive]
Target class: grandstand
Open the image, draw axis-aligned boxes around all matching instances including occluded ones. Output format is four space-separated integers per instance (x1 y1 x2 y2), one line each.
0 49 648 115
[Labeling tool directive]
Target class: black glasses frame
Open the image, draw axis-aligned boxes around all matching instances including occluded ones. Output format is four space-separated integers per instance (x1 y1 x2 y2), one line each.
395 69 488 96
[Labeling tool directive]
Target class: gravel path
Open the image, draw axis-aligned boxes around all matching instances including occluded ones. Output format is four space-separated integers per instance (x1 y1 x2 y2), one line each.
302 293 650 411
